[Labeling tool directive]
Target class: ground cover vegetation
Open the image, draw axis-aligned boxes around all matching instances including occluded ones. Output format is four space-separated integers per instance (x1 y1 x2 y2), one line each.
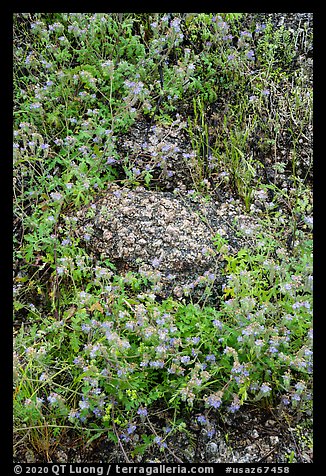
13 13 313 462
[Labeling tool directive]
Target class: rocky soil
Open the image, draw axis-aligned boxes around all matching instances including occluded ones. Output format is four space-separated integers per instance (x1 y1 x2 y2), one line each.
14 405 313 464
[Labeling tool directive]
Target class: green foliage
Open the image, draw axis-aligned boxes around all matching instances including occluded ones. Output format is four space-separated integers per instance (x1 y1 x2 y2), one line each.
13 12 312 461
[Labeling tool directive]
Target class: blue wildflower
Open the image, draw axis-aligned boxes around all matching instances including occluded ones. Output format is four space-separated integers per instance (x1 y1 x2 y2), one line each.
137 407 148 416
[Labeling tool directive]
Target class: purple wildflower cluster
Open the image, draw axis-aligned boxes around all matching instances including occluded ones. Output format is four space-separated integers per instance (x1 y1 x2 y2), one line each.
14 13 312 443
205 391 223 409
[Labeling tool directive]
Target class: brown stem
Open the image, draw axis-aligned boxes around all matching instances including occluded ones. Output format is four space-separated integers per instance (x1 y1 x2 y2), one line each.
111 407 131 463
146 415 184 463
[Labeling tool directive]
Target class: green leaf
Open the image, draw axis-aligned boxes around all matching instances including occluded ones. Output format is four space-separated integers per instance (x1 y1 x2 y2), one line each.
70 334 81 353
14 301 24 311
86 431 105 446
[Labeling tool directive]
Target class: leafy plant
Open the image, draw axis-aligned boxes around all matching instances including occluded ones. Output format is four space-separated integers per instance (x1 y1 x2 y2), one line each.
13 12 313 462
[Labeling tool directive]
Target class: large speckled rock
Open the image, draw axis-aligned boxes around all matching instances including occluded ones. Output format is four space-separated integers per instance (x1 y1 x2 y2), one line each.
75 185 223 299
74 184 261 300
